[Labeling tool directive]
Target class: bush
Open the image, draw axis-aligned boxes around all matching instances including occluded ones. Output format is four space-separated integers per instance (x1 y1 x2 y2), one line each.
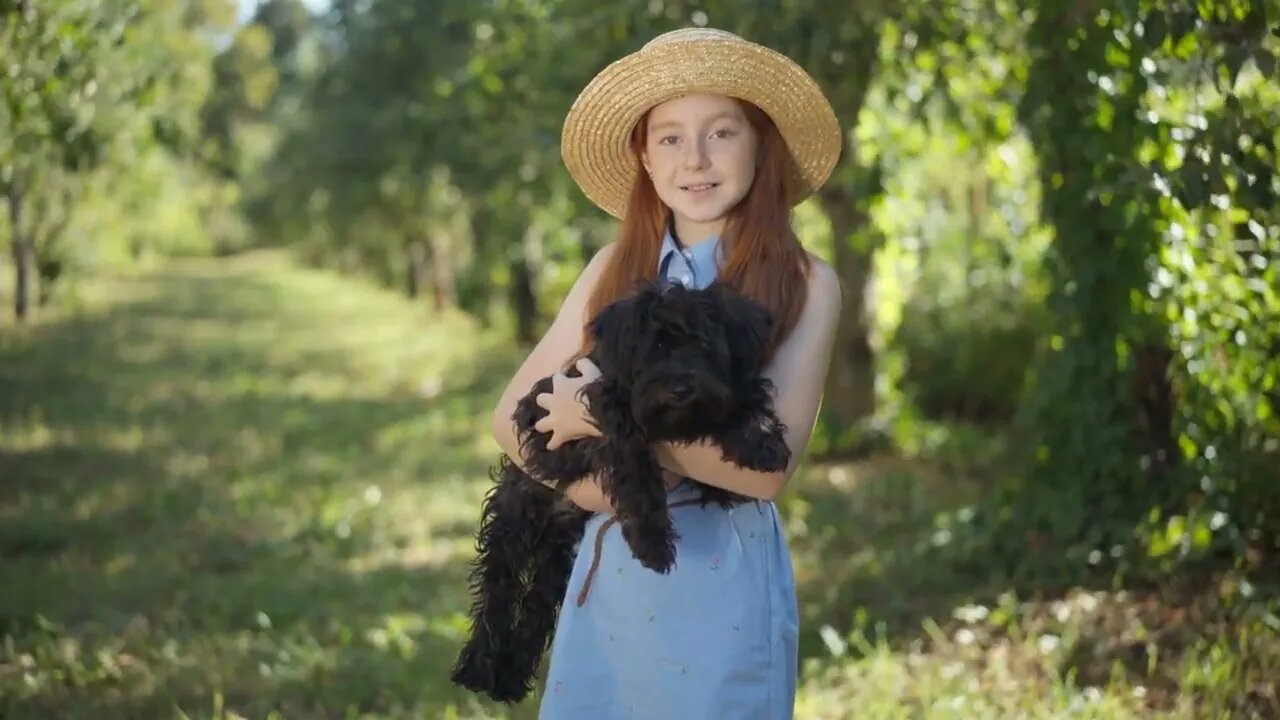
894 264 1045 424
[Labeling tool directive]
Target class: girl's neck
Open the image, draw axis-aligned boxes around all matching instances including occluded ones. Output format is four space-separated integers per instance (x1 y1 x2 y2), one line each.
671 215 726 249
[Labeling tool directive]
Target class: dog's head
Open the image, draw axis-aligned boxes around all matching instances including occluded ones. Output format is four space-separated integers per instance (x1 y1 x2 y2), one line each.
587 280 773 438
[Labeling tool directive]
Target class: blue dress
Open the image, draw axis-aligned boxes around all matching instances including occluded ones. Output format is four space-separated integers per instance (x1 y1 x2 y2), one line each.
538 231 800 719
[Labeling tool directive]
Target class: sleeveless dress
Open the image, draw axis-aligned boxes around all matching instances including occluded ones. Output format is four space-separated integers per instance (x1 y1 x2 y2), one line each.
537 230 800 719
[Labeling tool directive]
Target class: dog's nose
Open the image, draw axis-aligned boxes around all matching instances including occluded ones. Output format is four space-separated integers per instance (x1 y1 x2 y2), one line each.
668 383 693 401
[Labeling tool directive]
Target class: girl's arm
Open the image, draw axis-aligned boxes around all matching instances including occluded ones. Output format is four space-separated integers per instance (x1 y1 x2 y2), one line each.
539 470 682 515
491 242 618 513
652 259 843 500
537 475 614 514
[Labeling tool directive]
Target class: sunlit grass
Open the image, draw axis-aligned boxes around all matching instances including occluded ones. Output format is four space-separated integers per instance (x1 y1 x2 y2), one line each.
0 251 521 719
2 250 1276 719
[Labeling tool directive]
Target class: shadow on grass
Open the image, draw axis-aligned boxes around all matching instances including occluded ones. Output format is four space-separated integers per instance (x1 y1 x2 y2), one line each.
0 258 532 719
787 433 1280 719
787 442 1111 652
786 455 1003 660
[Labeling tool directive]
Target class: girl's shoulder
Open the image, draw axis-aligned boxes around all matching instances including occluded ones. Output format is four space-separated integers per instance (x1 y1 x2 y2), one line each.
804 253 840 299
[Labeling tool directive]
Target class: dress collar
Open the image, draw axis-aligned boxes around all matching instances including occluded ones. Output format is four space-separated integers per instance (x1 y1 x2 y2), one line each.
657 223 722 275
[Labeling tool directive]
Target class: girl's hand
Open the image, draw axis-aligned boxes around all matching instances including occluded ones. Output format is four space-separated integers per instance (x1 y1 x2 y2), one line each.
534 357 604 450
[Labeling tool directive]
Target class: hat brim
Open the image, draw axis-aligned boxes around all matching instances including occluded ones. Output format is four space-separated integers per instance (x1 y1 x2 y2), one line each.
561 35 844 219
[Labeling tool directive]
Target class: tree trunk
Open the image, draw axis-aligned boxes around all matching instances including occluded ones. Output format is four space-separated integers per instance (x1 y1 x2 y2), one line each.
35 199 74 308
10 233 34 321
461 206 494 324
818 186 878 436
792 28 883 449
430 231 455 311
7 181 34 321
406 238 428 300
509 254 537 345
577 218 610 265
36 252 63 307
969 165 988 238
578 228 596 265
1132 343 1177 481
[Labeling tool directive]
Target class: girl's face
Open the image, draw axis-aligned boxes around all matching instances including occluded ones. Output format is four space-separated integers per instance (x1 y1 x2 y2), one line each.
641 93 760 242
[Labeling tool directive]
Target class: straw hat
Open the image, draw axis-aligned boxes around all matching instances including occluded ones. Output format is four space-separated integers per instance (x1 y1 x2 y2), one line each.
561 27 844 219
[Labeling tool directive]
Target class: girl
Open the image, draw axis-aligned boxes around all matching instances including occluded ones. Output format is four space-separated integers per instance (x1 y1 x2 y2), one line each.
489 27 843 719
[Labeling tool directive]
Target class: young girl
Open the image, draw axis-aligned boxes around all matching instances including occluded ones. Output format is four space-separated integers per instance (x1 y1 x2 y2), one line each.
489 27 843 719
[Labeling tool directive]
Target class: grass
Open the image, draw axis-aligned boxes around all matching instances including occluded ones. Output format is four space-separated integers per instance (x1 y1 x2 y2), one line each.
1 252 518 719
2 251 1277 719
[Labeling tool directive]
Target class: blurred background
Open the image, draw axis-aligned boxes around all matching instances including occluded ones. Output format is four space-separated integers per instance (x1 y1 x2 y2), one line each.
1 0 1278 718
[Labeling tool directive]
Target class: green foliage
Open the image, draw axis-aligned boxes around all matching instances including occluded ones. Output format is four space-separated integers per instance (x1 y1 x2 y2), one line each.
875 128 1050 425
895 268 1042 423
1 0 236 317
2 0 131 175
86 148 249 263
948 0 1280 587
1134 75 1280 574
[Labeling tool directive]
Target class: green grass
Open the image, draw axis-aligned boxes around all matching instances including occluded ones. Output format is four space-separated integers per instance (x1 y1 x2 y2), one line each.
1 252 520 719
2 251 1277 719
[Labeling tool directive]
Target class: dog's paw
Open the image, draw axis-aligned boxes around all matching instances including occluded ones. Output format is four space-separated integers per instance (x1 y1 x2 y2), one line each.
753 435 791 473
452 646 532 704
718 421 791 473
626 532 678 574
450 646 495 693
489 675 534 705
633 543 676 574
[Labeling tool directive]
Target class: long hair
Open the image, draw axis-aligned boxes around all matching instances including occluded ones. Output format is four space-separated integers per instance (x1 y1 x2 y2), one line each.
582 99 811 362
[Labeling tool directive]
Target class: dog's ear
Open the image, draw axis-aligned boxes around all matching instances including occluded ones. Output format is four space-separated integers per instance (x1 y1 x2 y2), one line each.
712 284 774 379
586 283 659 382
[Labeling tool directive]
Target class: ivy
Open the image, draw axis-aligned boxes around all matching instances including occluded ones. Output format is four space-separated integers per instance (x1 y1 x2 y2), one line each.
981 0 1280 583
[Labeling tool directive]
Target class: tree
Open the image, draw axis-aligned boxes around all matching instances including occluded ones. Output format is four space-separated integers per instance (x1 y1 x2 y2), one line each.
991 0 1280 578
2 1 155 318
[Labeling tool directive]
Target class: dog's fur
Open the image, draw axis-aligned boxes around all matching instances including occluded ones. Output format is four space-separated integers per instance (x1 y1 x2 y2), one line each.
451 280 792 703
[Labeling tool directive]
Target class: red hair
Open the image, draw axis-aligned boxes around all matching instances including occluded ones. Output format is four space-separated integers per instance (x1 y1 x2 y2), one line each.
583 99 810 361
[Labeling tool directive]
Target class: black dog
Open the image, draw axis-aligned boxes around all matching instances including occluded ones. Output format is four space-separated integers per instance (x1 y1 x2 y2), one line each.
450 280 792 703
